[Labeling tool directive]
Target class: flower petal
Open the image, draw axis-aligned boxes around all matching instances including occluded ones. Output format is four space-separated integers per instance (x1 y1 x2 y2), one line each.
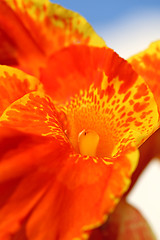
0 0 105 76
0 123 138 239
89 199 156 240
0 134 70 239
0 131 66 182
128 40 160 113
40 45 105 102
0 65 43 116
0 91 68 143
54 46 159 155
128 41 160 180
24 147 138 240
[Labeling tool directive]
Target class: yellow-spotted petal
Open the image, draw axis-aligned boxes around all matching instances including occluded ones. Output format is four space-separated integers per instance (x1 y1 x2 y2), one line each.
128 40 160 114
62 46 159 157
0 0 105 76
126 40 160 187
0 65 43 116
0 91 68 143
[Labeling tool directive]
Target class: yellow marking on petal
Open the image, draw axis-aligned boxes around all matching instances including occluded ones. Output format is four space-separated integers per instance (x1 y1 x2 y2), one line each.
126 147 139 174
0 65 44 115
0 65 43 91
82 233 89 239
78 129 99 156
82 218 106 231
92 158 98 163
108 195 120 208
102 159 113 165
101 72 108 90
6 0 106 56
103 214 108 222
0 91 68 143
128 41 160 115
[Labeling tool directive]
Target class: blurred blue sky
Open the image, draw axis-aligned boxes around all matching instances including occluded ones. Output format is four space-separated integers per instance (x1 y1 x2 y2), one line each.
54 0 160 26
53 0 160 58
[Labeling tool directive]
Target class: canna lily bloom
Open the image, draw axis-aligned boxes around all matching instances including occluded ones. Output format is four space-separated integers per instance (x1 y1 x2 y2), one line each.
0 0 160 240
1 47 159 240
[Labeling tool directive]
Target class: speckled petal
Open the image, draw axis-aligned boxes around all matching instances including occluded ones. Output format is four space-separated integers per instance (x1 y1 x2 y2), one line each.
128 40 160 114
61 46 159 157
128 40 160 175
0 123 139 239
0 91 68 143
0 65 43 116
0 0 105 76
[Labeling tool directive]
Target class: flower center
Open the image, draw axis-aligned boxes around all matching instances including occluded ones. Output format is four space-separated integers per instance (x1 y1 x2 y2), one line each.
78 129 99 156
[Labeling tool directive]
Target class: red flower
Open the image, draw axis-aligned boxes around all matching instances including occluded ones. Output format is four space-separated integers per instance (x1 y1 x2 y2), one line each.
0 1 159 239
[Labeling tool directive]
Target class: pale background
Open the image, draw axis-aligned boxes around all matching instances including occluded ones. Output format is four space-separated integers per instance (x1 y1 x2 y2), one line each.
53 1 160 238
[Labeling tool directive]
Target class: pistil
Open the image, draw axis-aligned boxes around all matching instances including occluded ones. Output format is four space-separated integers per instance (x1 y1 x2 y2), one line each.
78 129 99 156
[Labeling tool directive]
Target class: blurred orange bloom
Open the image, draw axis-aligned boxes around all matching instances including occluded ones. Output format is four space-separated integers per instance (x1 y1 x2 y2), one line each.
0 0 159 240
89 198 156 240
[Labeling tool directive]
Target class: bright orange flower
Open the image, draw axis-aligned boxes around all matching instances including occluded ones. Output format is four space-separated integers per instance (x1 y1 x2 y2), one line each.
0 1 159 240
0 47 159 239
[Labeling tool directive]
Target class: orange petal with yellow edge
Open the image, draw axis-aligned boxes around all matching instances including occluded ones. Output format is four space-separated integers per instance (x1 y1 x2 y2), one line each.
0 104 139 239
89 199 156 240
0 0 105 76
0 91 68 143
128 40 160 177
128 40 160 113
50 46 159 154
18 147 138 240
0 44 159 239
0 65 43 116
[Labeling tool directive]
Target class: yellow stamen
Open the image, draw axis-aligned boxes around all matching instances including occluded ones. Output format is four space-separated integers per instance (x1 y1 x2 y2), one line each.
78 129 99 156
